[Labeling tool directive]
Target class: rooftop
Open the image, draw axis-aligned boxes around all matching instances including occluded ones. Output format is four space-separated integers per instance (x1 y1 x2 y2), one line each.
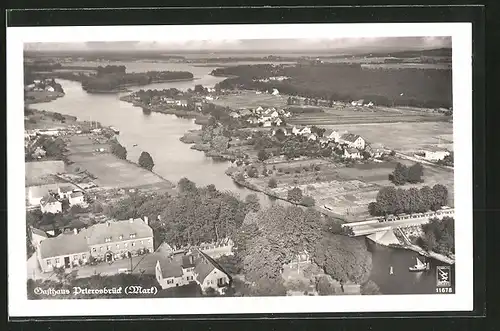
70 191 84 198
157 255 184 278
31 227 48 238
83 218 153 246
341 133 362 143
39 232 89 259
59 185 73 193
40 194 59 206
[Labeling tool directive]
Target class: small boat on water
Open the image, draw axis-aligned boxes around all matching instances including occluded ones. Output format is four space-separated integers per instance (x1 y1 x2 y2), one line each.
133 144 138 147
389 266 394 275
409 257 430 272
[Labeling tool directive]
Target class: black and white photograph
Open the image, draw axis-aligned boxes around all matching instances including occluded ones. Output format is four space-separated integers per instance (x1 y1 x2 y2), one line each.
7 23 473 316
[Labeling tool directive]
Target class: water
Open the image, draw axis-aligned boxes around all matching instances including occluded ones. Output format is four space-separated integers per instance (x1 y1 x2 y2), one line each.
30 61 451 294
367 241 455 295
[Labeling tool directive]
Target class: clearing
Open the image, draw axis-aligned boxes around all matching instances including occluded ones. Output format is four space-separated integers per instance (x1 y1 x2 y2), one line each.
66 135 170 190
212 91 287 109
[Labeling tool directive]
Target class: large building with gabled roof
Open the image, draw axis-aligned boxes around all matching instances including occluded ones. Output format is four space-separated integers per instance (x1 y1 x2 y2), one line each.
36 217 154 273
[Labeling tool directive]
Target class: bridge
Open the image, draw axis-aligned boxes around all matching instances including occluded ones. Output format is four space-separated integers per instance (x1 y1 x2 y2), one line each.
341 208 455 238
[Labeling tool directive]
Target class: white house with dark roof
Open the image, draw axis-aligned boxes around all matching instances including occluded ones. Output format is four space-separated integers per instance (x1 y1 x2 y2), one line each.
339 133 366 150
27 186 49 206
344 148 362 159
323 129 341 142
36 217 154 272
40 195 62 214
69 191 85 206
155 249 231 294
58 185 74 199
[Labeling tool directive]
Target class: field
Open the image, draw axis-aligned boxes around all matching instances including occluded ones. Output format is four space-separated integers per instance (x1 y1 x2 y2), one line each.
25 160 66 186
65 135 169 190
320 121 453 154
287 106 447 126
212 91 287 109
246 158 454 221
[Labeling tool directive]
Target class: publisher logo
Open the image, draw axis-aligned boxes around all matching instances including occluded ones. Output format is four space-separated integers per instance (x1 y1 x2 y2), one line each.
436 266 451 287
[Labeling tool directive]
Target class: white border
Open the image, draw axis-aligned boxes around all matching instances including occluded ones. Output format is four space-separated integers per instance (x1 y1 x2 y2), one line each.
7 23 473 317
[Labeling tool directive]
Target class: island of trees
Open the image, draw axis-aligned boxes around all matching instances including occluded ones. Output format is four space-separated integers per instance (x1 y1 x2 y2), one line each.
81 66 194 93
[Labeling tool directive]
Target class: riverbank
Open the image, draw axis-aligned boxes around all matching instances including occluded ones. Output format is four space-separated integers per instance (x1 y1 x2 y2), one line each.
25 91 65 105
369 229 455 265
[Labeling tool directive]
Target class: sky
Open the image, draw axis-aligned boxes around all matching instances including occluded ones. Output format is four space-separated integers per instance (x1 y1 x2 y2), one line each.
24 37 451 54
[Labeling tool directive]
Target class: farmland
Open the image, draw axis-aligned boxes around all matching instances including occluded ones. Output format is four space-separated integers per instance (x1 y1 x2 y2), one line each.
320 121 453 155
25 160 66 186
239 158 454 221
65 135 172 190
211 90 287 109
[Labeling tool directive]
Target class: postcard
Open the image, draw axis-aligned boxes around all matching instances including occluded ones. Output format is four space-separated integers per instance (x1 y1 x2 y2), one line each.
7 22 473 317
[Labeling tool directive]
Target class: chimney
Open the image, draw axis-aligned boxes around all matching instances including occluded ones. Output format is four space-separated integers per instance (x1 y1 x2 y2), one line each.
143 216 148 226
73 228 78 235
129 218 133 223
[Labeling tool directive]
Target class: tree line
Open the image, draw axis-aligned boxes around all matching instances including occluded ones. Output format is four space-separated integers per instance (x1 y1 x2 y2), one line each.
368 184 449 216
389 162 424 185
419 217 455 255
213 63 452 109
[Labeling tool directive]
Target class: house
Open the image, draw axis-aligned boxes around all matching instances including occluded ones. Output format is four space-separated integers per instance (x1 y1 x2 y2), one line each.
292 126 301 135
198 238 234 259
274 118 283 126
205 96 214 101
37 217 154 272
33 79 41 84
255 106 264 113
30 227 48 249
27 186 49 206
351 99 364 106
40 195 62 214
421 150 450 161
272 88 280 95
262 121 272 128
176 100 188 107
283 111 292 118
45 85 55 92
258 116 272 124
163 98 176 104
58 185 74 199
366 143 386 158
246 116 259 125
339 133 365 150
69 191 85 206
300 127 312 136
323 129 341 142
344 148 362 159
307 133 318 141
155 249 231 294
229 112 240 119
239 109 252 117
270 110 279 118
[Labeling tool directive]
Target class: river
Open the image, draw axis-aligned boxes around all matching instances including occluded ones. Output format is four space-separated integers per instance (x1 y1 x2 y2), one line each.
29 61 453 295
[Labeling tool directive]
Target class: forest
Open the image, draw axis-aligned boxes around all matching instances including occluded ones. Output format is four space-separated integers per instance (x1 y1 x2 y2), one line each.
213 63 452 108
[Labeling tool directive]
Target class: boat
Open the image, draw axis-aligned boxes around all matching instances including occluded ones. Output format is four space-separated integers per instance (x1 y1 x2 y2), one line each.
389 266 394 275
133 144 138 147
409 257 430 272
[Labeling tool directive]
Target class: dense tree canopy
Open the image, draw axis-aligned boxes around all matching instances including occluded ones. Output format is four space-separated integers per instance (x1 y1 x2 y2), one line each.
420 217 455 255
313 235 372 284
369 184 449 216
389 162 424 185
110 139 127 160
138 151 155 171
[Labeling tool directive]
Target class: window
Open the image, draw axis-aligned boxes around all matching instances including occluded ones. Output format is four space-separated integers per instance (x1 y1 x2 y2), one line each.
116 244 120 249
55 258 60 264
105 237 112 243
148 239 151 244
73 255 78 260
46 260 51 266
81 254 85 260
131 242 136 247
107 246 111 251
92 247 96 252
130 234 136 239
167 279 173 284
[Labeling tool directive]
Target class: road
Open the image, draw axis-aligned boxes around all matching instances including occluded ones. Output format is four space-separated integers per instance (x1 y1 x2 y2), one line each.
395 152 453 171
